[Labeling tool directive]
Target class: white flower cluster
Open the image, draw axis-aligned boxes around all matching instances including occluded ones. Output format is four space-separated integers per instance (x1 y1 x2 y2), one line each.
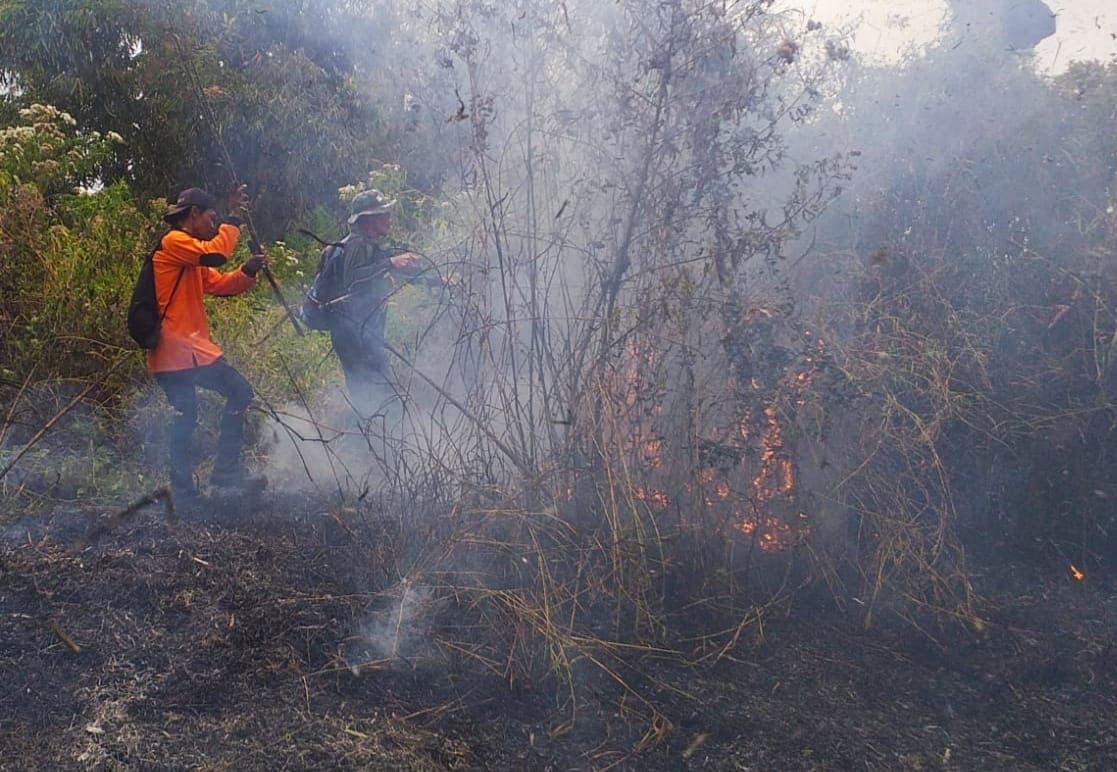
0 125 36 144
10 104 124 145
17 103 76 126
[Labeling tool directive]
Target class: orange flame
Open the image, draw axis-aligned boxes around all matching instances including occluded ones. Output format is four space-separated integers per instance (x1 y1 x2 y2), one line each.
641 438 664 469
612 334 825 553
751 405 794 503
634 487 670 509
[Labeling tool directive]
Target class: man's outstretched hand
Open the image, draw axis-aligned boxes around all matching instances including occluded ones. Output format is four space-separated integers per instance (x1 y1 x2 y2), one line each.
389 251 420 269
242 251 268 278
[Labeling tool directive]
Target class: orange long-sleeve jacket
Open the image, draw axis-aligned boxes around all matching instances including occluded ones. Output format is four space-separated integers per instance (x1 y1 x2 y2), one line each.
146 223 256 373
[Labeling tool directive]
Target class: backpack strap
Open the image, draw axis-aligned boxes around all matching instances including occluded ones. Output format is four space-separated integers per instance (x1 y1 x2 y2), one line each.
313 236 349 302
151 229 187 322
161 263 186 322
316 237 345 274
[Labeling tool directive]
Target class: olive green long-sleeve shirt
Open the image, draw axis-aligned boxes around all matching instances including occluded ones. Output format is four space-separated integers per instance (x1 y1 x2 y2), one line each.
329 234 436 344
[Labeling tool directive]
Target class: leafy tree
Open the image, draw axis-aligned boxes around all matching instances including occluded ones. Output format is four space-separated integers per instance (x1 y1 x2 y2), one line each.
0 0 396 237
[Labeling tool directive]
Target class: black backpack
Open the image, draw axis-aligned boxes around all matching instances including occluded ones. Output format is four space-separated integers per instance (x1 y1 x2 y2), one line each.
299 237 347 331
126 246 185 350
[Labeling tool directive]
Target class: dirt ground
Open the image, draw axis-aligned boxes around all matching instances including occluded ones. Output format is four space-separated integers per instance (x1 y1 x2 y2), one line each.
1 495 1114 771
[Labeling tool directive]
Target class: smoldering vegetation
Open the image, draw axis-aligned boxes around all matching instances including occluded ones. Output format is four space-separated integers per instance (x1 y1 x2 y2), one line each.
233 0 1117 736
3 0 1117 764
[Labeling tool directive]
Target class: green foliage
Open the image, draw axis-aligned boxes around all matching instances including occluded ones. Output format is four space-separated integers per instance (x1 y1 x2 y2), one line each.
0 0 393 237
0 103 121 194
0 106 154 391
336 164 441 237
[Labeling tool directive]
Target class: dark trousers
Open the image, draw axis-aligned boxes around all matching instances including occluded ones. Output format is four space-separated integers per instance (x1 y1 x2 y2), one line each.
330 330 397 421
155 358 253 490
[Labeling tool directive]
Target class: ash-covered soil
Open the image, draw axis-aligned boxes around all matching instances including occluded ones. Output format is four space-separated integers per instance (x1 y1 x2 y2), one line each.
1 495 1114 770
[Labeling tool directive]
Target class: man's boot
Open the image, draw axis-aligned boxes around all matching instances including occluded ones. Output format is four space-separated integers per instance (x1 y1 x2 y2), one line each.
210 407 266 493
169 443 201 507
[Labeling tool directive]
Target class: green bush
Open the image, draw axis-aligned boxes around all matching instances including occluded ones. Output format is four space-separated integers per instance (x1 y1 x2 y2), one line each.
0 105 152 392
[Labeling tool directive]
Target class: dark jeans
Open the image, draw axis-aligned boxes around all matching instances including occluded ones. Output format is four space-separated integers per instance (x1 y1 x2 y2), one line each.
330 329 397 421
155 358 253 490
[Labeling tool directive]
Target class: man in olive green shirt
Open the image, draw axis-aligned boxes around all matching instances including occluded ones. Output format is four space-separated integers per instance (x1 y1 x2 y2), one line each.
324 190 442 423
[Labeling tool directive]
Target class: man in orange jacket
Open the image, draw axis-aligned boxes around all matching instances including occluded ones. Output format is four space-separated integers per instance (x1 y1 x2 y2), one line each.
150 185 267 501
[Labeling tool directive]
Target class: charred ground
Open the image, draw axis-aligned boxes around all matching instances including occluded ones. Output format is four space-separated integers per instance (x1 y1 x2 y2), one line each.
1 497 1113 770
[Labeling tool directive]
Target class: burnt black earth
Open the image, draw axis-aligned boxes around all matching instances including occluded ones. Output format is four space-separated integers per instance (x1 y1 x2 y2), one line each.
1 497 1115 770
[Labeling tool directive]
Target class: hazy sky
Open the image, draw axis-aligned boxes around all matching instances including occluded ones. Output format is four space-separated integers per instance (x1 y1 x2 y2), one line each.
779 1 1117 73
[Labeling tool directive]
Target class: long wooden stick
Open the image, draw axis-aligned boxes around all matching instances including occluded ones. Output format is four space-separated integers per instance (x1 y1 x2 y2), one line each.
74 485 173 552
49 621 81 654
174 37 304 338
250 236 305 337
262 265 304 336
